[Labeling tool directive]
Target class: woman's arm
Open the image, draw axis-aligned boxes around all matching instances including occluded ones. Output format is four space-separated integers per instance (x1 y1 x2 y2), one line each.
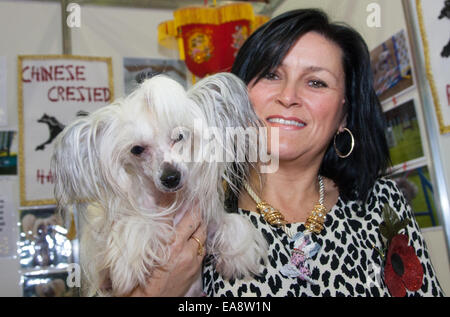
386 179 445 296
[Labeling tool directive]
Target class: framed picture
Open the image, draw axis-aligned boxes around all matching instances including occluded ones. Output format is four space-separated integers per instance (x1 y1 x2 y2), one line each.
123 57 187 95
18 207 74 269
414 0 450 134
22 270 79 297
17 55 114 206
384 99 424 167
390 166 439 228
0 130 17 175
370 29 415 102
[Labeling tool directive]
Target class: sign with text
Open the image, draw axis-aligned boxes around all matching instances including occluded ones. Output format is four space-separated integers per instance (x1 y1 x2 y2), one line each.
18 55 113 206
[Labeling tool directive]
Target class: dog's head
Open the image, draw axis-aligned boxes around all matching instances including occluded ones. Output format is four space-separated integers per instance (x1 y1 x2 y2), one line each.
118 76 203 196
52 76 202 214
52 73 263 217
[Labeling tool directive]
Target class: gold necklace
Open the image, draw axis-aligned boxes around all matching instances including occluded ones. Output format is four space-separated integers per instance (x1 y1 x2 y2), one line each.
243 175 327 235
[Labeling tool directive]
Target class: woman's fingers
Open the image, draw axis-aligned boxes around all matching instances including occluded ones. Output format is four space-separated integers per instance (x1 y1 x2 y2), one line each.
189 221 207 261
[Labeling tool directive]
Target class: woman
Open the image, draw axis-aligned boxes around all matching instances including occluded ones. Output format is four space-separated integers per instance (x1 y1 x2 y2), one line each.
202 9 444 296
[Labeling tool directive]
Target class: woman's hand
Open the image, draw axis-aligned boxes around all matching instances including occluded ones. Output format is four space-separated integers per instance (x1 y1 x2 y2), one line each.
129 208 206 297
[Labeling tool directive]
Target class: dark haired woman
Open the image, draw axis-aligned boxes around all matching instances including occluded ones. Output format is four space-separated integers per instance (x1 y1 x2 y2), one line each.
202 9 444 297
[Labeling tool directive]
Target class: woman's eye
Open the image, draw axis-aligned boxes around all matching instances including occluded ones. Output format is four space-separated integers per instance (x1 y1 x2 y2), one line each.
130 145 145 156
309 80 328 88
263 72 279 80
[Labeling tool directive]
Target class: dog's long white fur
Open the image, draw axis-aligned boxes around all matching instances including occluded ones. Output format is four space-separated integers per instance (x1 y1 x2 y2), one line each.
52 73 268 296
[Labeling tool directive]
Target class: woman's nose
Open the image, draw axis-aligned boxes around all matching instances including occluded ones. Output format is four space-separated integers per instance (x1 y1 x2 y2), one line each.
276 82 300 108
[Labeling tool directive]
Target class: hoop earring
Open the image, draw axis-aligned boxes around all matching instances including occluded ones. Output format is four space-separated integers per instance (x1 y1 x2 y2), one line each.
334 128 354 158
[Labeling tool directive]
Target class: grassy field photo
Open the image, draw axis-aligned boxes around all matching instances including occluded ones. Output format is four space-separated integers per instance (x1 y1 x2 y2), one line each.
384 99 424 167
391 167 439 229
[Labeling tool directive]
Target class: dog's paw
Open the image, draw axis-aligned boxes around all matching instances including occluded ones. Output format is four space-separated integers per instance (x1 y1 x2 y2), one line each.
209 213 268 280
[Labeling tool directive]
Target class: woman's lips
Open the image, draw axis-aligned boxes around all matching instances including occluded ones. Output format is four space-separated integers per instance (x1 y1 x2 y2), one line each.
266 115 306 130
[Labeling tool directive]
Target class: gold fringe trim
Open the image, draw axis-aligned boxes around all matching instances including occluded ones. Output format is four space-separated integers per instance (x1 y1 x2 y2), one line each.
157 20 178 49
177 36 185 60
252 14 269 31
415 0 450 134
158 3 269 59
173 3 254 28
66 212 77 240
157 2 268 43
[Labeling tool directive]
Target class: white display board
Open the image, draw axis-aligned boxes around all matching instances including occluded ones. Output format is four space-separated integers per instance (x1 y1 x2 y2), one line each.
17 55 113 206
415 0 450 134
0 56 7 126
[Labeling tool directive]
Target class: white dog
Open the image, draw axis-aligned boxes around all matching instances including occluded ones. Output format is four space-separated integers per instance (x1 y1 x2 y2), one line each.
51 73 268 296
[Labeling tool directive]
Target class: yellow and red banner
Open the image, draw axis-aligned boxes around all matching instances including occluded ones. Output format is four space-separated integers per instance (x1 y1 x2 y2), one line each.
158 3 268 78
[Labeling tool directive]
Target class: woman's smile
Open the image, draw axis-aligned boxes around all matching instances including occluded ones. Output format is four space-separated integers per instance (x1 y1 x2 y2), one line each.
266 115 306 130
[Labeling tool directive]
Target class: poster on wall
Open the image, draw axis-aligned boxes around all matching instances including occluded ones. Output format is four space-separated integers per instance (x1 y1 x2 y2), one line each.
0 130 18 175
123 57 187 95
18 207 73 269
17 55 114 206
0 56 6 126
415 0 450 134
22 270 79 297
384 99 424 167
390 166 438 228
370 29 414 103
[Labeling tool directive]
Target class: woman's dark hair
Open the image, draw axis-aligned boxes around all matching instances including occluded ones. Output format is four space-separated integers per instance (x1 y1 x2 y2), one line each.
231 8 390 204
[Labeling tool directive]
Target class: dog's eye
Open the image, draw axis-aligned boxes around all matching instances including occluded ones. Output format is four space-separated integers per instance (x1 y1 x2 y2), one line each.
171 127 189 145
175 133 184 142
130 145 145 156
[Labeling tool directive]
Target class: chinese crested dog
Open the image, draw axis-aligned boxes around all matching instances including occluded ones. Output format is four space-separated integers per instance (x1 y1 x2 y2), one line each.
51 73 269 296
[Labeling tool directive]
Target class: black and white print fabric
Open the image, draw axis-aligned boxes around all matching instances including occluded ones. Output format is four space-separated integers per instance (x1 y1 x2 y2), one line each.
203 179 444 297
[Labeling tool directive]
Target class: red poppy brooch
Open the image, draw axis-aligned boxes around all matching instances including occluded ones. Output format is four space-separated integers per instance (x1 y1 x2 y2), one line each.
375 205 424 297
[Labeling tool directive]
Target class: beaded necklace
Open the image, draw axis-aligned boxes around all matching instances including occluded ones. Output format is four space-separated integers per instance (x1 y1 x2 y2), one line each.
243 175 327 236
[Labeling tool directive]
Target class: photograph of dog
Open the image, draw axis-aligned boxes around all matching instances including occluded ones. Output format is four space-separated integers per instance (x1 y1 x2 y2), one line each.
51 72 269 296
19 209 72 268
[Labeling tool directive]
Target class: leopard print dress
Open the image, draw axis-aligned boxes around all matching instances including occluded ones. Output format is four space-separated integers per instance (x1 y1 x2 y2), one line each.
202 178 445 296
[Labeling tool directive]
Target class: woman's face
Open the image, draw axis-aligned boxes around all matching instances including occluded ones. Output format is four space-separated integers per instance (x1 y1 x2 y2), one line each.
248 32 347 164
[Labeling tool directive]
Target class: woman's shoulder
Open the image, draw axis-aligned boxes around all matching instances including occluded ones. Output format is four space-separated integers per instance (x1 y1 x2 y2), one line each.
371 176 398 191
360 177 412 223
337 177 402 207
334 177 407 219
367 177 404 202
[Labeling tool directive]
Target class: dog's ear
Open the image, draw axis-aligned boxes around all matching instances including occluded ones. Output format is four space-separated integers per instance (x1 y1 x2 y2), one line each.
187 72 263 130
51 104 120 209
187 72 264 193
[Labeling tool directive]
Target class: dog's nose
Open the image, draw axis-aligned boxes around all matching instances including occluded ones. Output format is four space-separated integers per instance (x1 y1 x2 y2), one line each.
160 163 181 189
